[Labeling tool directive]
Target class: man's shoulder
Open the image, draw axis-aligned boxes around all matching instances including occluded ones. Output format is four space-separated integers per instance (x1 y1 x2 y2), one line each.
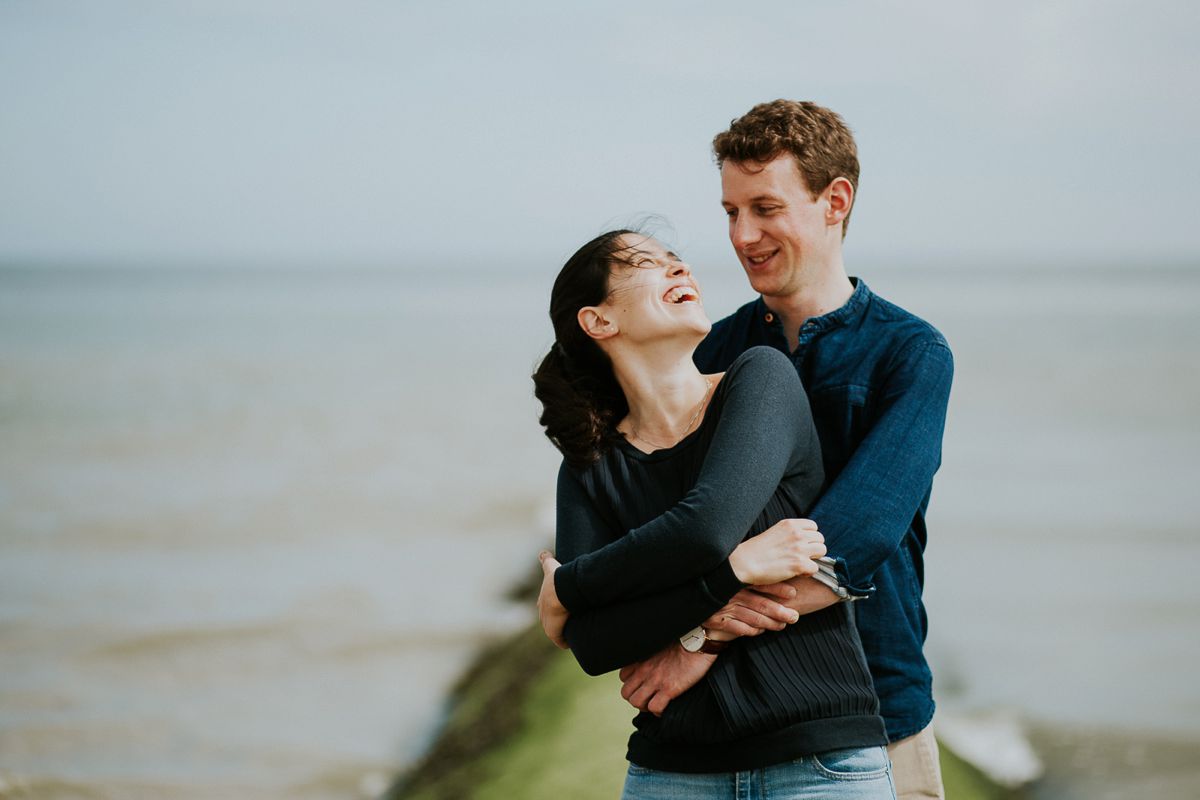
859 285 951 356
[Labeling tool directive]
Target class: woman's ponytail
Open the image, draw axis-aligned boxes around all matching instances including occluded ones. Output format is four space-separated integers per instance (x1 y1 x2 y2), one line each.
532 230 636 467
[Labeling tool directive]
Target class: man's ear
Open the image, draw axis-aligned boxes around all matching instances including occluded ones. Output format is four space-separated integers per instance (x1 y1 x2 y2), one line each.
578 306 618 341
825 177 854 228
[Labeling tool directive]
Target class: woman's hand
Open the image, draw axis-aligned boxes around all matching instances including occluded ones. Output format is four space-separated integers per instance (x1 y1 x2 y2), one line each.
537 551 569 648
728 519 826 585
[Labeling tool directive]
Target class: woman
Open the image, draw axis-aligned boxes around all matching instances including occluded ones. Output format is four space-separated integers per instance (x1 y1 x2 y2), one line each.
532 230 894 799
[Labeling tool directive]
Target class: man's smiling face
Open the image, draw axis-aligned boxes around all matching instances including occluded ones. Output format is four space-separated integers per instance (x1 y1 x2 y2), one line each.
720 153 836 300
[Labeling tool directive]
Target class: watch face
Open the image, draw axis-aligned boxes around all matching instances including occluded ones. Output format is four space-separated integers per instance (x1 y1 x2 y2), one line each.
679 626 705 653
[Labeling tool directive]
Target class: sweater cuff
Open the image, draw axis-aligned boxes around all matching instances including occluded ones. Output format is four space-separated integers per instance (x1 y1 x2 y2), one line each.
553 560 589 613
699 559 745 606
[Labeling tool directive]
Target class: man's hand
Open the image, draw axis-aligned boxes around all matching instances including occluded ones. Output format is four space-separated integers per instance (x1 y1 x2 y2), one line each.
703 582 800 640
618 645 716 716
705 577 841 641
779 575 841 616
536 551 569 648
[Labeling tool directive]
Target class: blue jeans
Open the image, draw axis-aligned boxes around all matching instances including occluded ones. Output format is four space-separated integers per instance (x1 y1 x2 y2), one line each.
621 746 896 800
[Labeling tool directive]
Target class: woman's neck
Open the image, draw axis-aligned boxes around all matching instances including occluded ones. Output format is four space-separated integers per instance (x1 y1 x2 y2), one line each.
610 344 714 449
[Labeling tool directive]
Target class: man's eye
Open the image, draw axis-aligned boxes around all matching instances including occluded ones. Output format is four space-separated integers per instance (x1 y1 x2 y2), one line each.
756 206 779 214
725 209 737 219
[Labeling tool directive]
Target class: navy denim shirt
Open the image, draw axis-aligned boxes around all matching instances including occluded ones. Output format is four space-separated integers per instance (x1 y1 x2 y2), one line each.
694 278 954 742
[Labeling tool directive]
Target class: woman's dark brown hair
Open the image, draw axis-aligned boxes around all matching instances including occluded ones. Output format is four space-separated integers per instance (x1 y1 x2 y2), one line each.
532 229 640 468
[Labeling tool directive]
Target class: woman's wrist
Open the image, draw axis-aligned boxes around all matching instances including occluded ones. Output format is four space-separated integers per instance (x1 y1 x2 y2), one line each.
728 548 751 584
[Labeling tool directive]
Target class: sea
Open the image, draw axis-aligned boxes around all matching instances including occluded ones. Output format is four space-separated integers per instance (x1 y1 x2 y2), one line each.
1 260 1197 798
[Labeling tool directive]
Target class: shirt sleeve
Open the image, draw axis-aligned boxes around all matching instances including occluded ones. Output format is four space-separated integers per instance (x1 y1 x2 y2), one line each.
808 340 954 587
554 347 821 613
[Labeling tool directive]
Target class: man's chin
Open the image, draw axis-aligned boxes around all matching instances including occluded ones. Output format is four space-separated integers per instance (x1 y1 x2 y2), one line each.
744 273 780 297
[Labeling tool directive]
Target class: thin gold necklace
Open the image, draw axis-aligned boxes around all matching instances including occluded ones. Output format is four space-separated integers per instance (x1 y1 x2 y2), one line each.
629 377 714 451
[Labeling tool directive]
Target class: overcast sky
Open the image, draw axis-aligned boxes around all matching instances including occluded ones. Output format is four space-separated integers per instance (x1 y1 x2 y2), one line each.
1 1 1197 270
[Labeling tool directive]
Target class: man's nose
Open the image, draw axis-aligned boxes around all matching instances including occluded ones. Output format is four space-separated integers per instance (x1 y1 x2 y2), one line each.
730 215 759 249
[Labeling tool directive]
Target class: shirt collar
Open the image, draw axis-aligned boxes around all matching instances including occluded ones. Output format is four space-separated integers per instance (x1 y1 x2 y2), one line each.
753 277 872 335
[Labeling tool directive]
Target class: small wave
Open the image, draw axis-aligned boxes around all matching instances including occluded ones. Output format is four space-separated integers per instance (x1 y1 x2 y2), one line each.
86 623 286 660
0 771 107 800
85 603 534 664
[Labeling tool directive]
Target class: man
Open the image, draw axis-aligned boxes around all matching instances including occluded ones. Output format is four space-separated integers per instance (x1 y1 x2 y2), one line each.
616 100 953 799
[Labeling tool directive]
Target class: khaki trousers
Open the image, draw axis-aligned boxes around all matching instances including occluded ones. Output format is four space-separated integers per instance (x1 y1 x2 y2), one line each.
886 724 945 800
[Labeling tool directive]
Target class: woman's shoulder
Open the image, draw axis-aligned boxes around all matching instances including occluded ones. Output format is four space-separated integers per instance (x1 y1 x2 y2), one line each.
723 346 798 383
708 346 802 413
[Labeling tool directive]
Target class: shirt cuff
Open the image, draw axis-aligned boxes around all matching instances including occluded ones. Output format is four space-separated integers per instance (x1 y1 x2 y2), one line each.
815 556 875 600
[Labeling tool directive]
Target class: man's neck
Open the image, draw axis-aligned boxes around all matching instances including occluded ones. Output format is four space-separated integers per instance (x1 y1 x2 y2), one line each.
765 271 855 353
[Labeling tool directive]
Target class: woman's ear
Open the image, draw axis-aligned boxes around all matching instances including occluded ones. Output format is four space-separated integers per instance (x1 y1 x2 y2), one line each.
578 306 618 341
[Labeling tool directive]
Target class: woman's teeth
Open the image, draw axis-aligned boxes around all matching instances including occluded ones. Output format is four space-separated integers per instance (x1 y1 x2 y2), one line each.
663 286 697 304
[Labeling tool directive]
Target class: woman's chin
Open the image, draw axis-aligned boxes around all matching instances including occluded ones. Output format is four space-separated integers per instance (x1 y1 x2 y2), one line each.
673 302 712 333
683 319 712 346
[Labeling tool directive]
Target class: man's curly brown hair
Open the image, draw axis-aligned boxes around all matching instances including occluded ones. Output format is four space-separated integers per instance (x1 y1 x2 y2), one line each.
713 100 860 236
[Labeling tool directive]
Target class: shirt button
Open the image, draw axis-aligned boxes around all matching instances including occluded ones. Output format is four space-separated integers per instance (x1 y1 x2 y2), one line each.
764 312 774 323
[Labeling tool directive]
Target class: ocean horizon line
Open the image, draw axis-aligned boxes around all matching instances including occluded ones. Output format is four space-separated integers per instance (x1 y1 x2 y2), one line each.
2 255 1199 280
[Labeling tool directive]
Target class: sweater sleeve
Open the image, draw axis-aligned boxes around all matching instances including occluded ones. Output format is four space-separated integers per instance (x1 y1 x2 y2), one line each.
554 347 818 613
554 466 743 675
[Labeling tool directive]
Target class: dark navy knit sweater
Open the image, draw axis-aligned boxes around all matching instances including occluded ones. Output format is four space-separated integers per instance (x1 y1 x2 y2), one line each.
553 347 885 773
